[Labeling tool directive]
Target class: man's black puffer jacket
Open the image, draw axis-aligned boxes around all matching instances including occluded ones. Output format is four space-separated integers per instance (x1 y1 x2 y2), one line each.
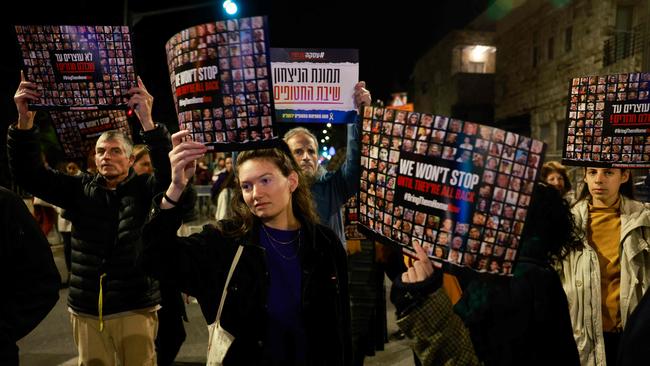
7 124 172 315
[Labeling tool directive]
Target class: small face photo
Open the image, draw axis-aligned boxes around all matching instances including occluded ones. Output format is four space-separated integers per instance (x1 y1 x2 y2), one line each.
468 227 482 240
449 119 462 133
437 231 449 246
415 211 427 226
454 222 469 236
472 212 486 226
493 187 506 202
482 170 496 184
480 242 493 256
426 215 440 229
479 184 492 198
447 249 461 264
434 116 448 129
441 218 454 232
451 236 464 250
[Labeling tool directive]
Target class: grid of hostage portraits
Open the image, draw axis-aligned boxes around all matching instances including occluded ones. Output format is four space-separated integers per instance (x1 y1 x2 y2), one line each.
165 16 274 147
357 107 545 275
16 25 136 110
50 110 131 159
563 72 650 168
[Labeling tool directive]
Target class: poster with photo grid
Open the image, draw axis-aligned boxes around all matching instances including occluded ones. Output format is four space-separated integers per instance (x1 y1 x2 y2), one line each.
357 107 546 275
49 110 132 159
165 16 276 151
15 25 136 111
562 72 650 168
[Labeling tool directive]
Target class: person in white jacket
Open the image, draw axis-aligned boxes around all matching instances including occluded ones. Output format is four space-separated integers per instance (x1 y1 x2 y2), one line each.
559 167 650 366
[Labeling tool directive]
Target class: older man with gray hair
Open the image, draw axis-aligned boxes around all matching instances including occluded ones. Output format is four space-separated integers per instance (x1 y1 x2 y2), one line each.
284 81 371 249
8 74 171 365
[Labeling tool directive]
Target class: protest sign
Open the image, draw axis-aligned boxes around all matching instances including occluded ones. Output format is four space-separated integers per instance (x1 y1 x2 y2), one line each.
562 72 650 168
16 25 136 111
271 48 358 124
50 110 131 159
358 107 546 275
165 16 276 150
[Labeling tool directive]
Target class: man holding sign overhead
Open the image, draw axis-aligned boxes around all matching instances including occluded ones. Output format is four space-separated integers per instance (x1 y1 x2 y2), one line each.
284 81 370 249
8 73 172 365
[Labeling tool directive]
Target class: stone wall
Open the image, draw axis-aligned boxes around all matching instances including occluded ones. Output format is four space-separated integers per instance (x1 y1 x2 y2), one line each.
413 30 495 116
412 0 647 154
494 0 645 153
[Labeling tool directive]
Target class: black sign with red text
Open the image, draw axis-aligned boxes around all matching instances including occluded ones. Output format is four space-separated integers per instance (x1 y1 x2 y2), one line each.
16 25 136 111
357 106 546 275
49 110 132 159
165 16 276 150
562 72 650 168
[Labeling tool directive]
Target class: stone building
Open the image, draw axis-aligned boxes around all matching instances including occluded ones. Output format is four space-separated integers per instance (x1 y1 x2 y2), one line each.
413 29 496 125
414 0 648 158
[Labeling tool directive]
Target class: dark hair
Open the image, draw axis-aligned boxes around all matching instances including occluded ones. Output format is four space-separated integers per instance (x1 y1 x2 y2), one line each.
540 161 572 195
520 183 582 263
224 147 319 237
575 167 634 203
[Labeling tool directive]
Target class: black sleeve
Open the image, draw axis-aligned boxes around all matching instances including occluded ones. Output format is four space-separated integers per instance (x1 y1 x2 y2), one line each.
390 270 443 318
180 184 198 223
7 125 81 209
0 187 60 344
141 124 173 195
333 239 352 365
141 195 231 298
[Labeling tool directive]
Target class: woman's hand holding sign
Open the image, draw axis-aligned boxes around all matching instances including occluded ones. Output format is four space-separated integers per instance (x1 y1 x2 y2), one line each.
161 130 208 209
354 81 371 113
127 76 155 131
14 71 39 130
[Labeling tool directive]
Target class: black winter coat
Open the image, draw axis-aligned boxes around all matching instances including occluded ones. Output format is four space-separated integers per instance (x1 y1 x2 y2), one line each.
7 124 172 315
142 203 352 366
0 186 59 365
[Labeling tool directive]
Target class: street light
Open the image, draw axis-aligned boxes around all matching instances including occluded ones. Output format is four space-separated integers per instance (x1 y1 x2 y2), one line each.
223 0 238 15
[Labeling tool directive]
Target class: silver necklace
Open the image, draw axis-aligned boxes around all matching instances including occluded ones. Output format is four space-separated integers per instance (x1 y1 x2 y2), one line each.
262 226 300 260
262 225 300 245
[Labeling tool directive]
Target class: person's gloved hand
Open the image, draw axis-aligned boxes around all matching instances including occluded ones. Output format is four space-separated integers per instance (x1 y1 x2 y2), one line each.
391 242 442 317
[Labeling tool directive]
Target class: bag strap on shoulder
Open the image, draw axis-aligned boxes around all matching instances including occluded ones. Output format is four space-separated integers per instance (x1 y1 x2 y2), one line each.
216 245 244 324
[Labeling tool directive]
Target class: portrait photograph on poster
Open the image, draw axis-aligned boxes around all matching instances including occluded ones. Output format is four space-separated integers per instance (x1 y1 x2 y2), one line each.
357 106 546 275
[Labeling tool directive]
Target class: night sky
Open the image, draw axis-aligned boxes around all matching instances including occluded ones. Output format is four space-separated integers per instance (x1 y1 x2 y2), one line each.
0 0 488 173
1 0 488 117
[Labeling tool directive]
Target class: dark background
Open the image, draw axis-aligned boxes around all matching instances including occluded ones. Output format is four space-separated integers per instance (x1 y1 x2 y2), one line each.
0 0 488 184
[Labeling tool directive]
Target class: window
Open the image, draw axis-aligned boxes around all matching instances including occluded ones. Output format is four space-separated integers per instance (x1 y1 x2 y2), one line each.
532 31 539 68
468 61 486 73
458 45 496 74
564 26 572 52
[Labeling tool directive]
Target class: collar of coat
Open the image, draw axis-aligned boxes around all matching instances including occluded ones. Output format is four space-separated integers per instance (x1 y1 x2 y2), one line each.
573 195 650 255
